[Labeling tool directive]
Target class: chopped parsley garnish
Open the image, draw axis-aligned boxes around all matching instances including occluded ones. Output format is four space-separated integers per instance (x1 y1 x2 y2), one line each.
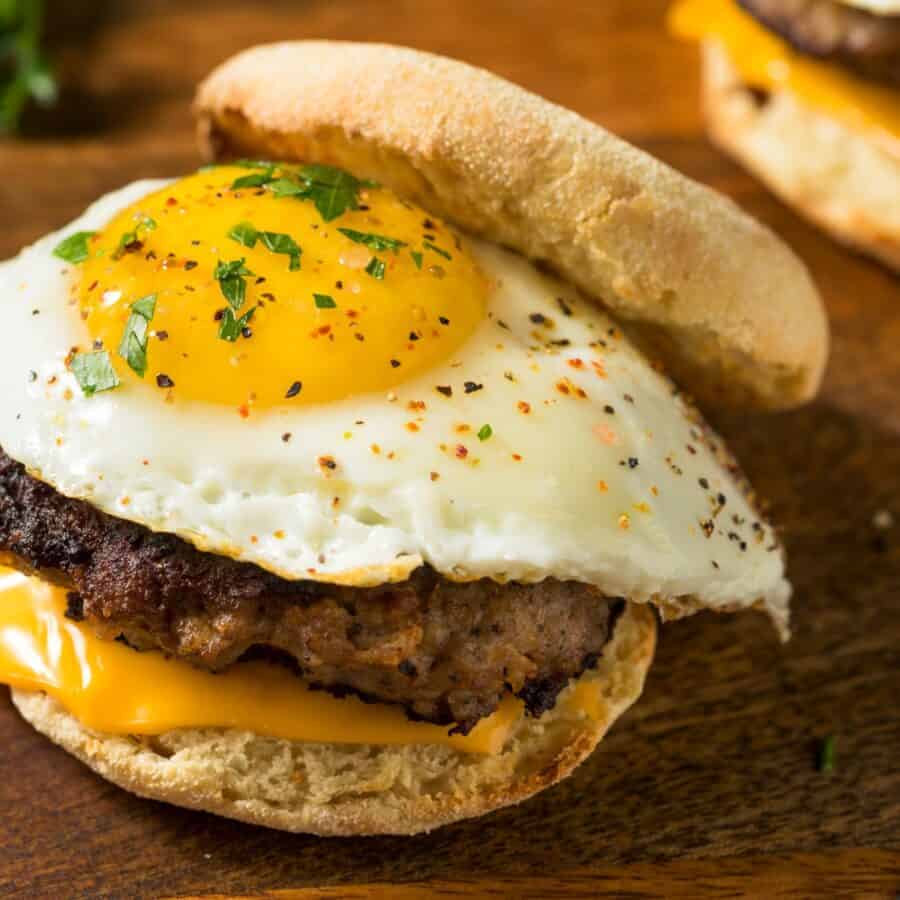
423 241 452 260
117 294 157 378
477 424 493 441
410 250 423 270
817 735 836 773
314 293 337 309
260 231 302 271
112 216 157 260
214 258 254 310
228 221 259 247
267 164 368 222
300 164 365 222
338 228 407 253
365 257 385 280
231 167 275 190
218 305 257 342
268 178 306 198
71 351 119 397
53 231 95 264
227 223 302 270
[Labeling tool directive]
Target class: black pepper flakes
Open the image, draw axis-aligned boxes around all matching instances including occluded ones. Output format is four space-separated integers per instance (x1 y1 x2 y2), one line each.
627 457 639 469
285 381 303 399
699 477 710 489
155 330 169 341
156 374 175 389
439 316 450 326
529 313 546 325
390 359 401 368
557 297 573 316
282 432 292 443
184 260 198 270
464 382 483 394
436 385 453 397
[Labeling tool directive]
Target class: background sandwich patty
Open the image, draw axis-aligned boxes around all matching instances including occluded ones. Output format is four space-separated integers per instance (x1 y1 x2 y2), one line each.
738 0 900 86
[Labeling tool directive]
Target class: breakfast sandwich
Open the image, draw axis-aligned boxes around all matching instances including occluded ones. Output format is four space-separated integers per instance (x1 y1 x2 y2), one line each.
670 0 900 270
0 42 827 835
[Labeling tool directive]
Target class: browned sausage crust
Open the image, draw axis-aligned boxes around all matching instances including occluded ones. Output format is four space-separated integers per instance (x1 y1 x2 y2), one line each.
0 447 622 732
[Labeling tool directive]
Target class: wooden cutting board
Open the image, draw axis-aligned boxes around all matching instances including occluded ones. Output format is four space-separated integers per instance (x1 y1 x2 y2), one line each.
0 1 898 896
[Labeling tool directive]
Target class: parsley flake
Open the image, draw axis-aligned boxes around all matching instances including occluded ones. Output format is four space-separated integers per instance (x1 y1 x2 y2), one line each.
231 167 275 190
268 178 306 198
817 735 836 774
477 424 493 441
53 231 95 264
314 293 337 309
338 228 407 253
300 164 364 222
365 257 386 280
71 351 119 397
214 258 254 310
117 294 157 378
228 221 259 248
260 231 302 271
410 250 423 270
113 216 157 260
218 305 257 342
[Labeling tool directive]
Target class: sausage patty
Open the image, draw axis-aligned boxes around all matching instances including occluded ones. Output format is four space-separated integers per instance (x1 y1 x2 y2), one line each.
738 0 900 87
0 448 623 732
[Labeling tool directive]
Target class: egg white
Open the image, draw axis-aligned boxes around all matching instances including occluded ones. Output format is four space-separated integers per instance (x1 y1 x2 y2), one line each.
0 179 789 627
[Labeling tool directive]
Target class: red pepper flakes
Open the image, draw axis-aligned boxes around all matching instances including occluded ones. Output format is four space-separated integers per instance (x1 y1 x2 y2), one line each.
512 453 523 462
567 358 585 370
517 401 531 414
238 404 250 419
430 471 440 482
406 422 420 432
318 455 337 471
455 444 469 459
407 400 426 412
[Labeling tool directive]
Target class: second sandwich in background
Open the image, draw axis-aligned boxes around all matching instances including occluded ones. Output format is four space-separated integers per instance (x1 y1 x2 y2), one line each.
671 0 900 271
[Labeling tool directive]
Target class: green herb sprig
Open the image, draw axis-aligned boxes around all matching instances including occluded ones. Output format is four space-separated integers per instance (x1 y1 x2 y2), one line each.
0 0 57 135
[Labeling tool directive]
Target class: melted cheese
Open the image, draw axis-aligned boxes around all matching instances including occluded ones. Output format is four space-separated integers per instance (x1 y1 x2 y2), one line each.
669 0 900 150
0 568 523 754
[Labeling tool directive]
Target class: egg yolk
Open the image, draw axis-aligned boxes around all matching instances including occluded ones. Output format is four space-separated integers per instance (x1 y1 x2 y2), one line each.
75 164 488 409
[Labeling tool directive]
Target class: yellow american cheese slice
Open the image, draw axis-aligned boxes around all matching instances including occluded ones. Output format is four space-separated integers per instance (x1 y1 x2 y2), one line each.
0 568 522 754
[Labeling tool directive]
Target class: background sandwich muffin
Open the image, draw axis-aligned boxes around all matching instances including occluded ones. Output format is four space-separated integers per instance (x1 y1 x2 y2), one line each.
671 0 900 270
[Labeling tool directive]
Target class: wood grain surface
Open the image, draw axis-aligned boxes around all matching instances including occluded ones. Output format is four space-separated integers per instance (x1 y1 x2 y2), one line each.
0 1 898 897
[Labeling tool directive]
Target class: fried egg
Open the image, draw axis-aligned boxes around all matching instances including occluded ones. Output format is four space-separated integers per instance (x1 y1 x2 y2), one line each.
0 164 789 623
